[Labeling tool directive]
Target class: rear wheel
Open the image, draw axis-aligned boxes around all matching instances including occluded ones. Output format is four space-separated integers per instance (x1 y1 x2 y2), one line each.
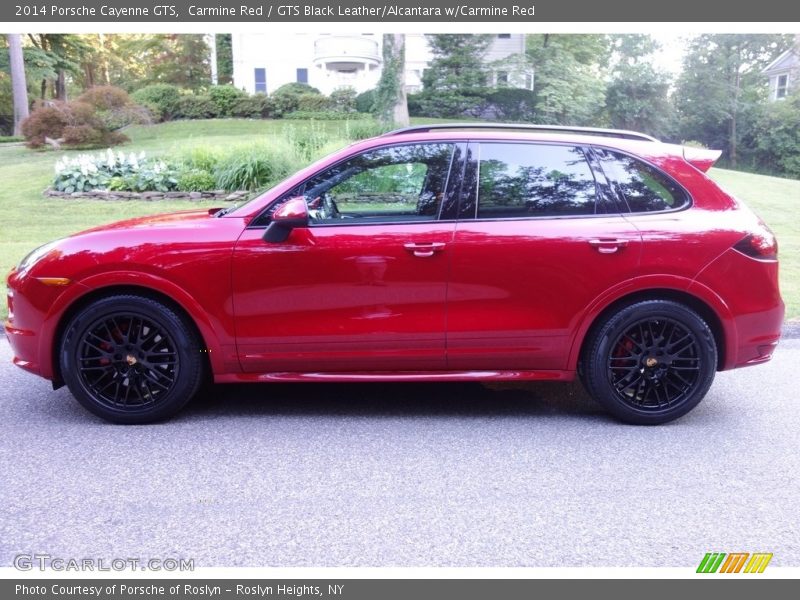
60 295 205 424
582 300 717 425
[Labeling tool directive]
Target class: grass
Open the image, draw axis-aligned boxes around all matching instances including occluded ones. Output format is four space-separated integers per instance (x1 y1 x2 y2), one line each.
0 119 798 322
709 168 800 320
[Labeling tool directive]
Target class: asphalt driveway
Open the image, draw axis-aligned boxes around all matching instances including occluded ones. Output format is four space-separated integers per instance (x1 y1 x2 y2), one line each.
1 334 798 567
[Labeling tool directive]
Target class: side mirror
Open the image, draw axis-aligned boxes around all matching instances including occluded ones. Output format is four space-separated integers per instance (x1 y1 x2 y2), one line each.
263 197 309 243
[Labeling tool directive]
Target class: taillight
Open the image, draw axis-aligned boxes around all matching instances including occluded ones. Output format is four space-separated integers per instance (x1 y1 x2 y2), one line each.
733 223 778 260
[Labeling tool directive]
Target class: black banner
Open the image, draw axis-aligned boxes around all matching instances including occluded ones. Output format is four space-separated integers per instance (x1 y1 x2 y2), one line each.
4 579 800 600
3 0 800 22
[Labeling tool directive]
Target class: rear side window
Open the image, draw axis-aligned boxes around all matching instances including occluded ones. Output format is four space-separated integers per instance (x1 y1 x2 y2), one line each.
474 143 601 219
594 148 689 212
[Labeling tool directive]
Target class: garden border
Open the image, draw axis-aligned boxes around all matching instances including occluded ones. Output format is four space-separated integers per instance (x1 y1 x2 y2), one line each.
43 188 250 201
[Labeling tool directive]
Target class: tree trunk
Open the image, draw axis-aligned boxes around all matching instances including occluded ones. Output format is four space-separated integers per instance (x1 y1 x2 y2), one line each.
8 34 30 136
391 34 409 127
56 69 67 101
376 34 409 127
730 51 741 168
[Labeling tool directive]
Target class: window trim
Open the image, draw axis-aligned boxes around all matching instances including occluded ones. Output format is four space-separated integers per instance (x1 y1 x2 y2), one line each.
248 141 464 229
776 73 789 100
462 140 619 222
254 67 267 93
587 145 693 216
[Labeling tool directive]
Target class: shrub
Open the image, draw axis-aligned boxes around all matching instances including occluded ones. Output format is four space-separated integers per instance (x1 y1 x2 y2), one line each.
173 95 219 120
329 87 357 113
230 94 275 119
479 88 536 122
178 146 221 173
77 86 131 111
53 150 145 192
51 149 177 193
355 89 376 114
208 85 248 117
297 93 330 112
21 101 129 149
406 93 423 117
753 92 800 178
177 169 217 191
284 111 370 121
417 90 486 118
213 145 296 191
78 87 152 130
271 82 323 117
131 84 183 121
343 120 396 141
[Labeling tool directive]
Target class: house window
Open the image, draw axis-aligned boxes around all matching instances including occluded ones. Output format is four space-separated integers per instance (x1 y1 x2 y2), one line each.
776 74 788 99
497 34 511 39
524 72 534 91
254 68 267 93
296 68 308 84
496 71 509 86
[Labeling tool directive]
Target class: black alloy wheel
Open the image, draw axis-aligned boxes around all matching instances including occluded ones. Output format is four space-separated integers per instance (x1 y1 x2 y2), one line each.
60 295 204 424
582 300 717 424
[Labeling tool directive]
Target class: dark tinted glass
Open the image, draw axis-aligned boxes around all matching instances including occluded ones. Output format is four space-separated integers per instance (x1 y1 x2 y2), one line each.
595 148 689 212
475 144 599 219
301 143 454 224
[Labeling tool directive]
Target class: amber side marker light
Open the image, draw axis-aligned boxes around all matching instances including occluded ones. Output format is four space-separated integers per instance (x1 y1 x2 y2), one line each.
35 277 72 287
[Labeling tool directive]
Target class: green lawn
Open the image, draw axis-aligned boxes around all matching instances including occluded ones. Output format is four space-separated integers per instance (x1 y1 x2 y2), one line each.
0 119 798 321
709 168 800 320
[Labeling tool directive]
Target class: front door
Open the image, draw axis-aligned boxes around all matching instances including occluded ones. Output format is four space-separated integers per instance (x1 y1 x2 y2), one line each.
232 142 461 373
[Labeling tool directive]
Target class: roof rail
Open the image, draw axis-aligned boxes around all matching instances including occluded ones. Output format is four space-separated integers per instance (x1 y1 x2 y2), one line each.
380 123 659 142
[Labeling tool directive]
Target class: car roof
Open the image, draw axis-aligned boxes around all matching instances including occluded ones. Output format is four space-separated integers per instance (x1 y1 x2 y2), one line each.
352 128 685 163
381 123 659 142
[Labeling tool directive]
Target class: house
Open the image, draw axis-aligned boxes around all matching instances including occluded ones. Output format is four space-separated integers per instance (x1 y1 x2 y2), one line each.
762 47 798 101
231 33 533 96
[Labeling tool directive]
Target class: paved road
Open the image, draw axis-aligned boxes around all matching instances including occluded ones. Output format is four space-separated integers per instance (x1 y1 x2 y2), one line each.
1 336 798 568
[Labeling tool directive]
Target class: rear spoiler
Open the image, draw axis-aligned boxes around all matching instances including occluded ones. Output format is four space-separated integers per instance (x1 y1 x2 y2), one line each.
683 146 722 173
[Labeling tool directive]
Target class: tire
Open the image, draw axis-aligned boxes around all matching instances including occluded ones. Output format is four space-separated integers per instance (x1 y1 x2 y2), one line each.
581 300 717 425
60 295 205 424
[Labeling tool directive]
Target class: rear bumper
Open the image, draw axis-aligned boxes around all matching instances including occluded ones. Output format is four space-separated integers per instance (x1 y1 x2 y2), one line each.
690 247 784 371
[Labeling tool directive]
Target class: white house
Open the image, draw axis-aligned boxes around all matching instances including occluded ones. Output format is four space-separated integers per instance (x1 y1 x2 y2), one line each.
762 47 798 101
231 33 532 96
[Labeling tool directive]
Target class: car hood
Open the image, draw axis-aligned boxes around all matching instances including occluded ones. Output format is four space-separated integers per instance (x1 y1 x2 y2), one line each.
76 208 222 235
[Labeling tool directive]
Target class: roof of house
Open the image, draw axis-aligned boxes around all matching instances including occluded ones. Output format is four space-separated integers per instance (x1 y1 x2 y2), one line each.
762 48 799 75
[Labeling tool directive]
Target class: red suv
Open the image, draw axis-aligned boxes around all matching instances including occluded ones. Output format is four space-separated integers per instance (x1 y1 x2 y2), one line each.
5 124 784 424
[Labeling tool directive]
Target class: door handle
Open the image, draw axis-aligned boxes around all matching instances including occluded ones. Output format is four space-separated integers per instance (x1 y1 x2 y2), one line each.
404 242 446 258
588 238 629 254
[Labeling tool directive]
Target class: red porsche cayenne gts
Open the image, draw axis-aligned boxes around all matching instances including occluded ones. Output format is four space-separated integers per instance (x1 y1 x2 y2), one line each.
5 124 784 424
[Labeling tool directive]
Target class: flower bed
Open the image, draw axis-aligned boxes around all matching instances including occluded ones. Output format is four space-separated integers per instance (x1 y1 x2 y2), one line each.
43 188 249 201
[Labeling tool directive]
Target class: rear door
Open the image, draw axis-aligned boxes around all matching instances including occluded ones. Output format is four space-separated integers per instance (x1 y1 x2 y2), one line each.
446 141 642 370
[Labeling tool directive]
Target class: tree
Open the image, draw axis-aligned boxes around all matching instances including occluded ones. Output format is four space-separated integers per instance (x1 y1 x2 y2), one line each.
26 34 88 100
526 34 610 125
8 34 29 135
674 34 792 166
420 34 492 117
216 34 233 85
606 35 674 139
374 34 408 126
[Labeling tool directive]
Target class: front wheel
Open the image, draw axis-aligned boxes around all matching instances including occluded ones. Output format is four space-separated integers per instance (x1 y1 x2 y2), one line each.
582 300 717 425
60 295 205 424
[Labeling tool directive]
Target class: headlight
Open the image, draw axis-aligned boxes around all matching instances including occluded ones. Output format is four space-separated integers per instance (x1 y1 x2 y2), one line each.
17 240 61 274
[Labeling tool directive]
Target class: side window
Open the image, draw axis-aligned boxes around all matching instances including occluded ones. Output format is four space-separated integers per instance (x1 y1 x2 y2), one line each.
300 143 454 224
594 148 689 212
475 143 600 219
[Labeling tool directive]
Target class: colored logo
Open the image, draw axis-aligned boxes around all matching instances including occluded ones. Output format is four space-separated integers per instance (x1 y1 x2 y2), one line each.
697 552 773 573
